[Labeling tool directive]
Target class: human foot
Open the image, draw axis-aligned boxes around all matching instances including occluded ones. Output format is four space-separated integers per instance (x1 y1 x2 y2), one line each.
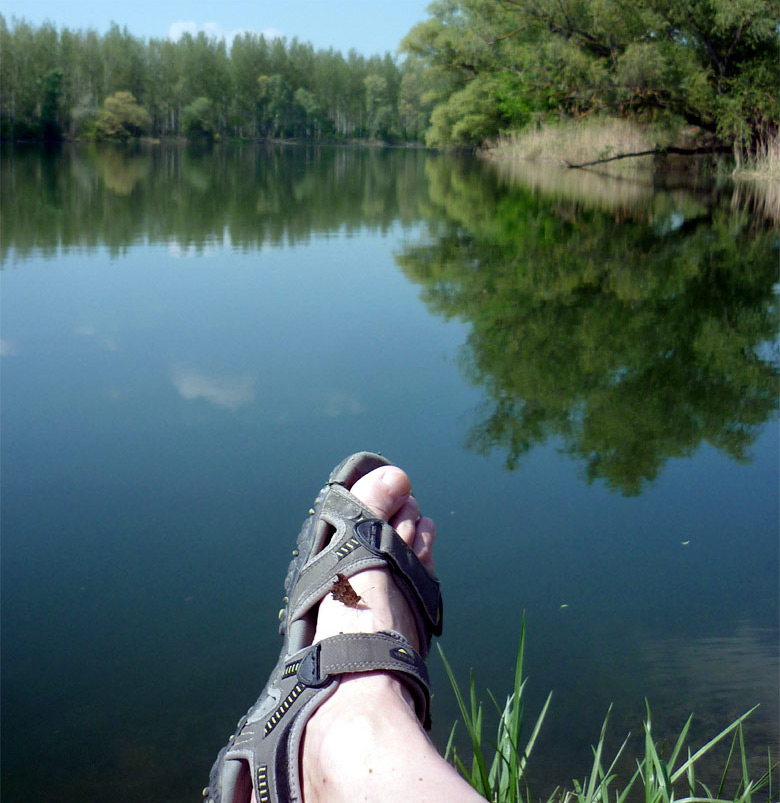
205 452 445 803
298 463 483 803
299 464 440 802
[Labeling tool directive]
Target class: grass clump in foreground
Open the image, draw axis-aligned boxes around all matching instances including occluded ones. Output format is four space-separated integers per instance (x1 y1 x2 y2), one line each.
439 618 777 803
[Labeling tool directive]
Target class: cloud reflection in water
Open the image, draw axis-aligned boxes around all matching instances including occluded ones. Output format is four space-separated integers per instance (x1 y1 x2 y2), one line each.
170 365 257 410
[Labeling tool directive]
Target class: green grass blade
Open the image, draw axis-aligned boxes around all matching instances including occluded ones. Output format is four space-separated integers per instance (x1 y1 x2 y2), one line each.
686 746 696 799
697 780 715 799
438 644 492 798
453 751 474 787
445 721 457 762
670 708 758 784
509 614 528 791
739 722 751 803
517 691 553 782
584 706 612 803
667 714 694 772
441 630 773 803
716 728 739 799
615 758 644 803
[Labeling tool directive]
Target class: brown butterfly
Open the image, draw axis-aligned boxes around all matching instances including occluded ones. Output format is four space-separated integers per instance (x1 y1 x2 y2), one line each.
331 573 362 608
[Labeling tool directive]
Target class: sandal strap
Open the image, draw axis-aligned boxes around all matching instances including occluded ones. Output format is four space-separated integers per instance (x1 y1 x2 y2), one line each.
297 631 432 728
288 485 443 653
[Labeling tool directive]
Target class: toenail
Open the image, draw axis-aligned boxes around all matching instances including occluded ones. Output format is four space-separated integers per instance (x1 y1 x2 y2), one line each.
380 467 408 489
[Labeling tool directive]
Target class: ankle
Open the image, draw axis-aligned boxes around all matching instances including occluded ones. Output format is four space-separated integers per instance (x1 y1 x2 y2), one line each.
302 673 420 799
308 672 419 744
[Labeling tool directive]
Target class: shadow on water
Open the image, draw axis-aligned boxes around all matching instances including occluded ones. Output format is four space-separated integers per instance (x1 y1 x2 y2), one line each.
396 156 779 495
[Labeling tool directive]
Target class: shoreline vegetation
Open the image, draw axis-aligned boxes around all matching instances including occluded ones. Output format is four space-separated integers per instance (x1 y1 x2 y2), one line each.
483 119 780 181
441 624 779 803
481 117 780 220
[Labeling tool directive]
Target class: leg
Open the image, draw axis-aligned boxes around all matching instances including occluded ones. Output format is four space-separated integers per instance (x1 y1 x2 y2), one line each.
298 465 484 803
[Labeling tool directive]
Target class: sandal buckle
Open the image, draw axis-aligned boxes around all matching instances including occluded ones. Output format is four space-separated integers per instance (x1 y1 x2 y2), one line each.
297 643 331 688
355 518 383 551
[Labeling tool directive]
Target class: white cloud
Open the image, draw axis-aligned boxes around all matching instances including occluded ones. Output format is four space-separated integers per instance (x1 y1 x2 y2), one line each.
167 21 197 40
324 392 364 418
167 21 283 46
259 27 284 41
171 365 257 410
75 324 118 351
0 338 17 357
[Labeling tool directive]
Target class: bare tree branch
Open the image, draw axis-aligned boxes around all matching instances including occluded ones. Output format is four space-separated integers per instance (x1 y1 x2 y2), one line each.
564 145 729 168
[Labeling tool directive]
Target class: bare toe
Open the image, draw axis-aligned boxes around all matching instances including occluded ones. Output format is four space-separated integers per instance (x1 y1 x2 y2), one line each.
389 497 420 545
349 466 411 523
413 517 436 573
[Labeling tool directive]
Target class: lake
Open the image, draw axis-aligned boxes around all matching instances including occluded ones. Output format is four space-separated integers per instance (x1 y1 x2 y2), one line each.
1 142 778 802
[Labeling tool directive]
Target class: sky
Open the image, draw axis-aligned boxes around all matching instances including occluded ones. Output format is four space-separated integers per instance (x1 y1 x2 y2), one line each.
1 0 433 57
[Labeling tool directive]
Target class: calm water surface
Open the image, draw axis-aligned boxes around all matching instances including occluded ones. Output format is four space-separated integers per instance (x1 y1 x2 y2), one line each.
2 143 778 802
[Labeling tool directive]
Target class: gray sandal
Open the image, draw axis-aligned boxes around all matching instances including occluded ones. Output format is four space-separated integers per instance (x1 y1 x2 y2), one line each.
203 452 443 803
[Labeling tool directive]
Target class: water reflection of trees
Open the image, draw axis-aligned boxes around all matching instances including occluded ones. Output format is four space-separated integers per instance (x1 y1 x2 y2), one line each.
398 159 779 495
0 142 431 261
4 145 777 494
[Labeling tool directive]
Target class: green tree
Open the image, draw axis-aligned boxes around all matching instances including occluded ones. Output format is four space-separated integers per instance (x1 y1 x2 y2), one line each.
95 91 151 140
0 18 60 138
398 58 437 140
101 24 147 100
402 0 780 148
293 87 321 137
364 74 393 138
229 32 270 138
258 73 292 137
182 96 216 141
39 67 63 139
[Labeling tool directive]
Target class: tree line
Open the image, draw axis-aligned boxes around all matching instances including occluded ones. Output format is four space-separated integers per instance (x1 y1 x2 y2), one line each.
2 0 778 148
0 16 433 142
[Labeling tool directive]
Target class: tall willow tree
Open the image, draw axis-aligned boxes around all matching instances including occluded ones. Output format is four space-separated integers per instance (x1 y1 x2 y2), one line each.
401 0 780 148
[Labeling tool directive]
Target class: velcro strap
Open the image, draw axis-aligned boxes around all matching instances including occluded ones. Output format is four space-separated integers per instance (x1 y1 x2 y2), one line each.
353 517 443 638
325 485 443 637
297 632 432 729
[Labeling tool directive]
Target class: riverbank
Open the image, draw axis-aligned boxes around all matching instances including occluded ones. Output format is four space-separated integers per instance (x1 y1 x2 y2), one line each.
483 118 662 172
483 117 779 176
732 132 780 180
482 118 780 222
